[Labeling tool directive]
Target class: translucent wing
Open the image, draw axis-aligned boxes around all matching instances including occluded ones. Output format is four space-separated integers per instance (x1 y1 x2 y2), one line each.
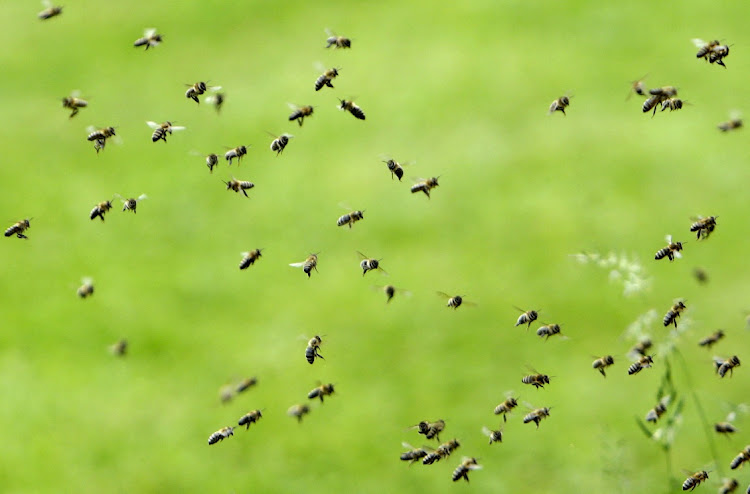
144 28 157 37
289 262 306 268
692 38 706 48
665 234 673 243
146 121 160 129
171 126 186 132
137 194 148 201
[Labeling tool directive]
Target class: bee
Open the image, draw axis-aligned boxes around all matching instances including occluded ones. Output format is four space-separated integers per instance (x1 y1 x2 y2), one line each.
287 404 310 423
630 338 652 357
716 413 738 436
514 307 539 329
548 95 570 115
730 446 750 469
663 301 687 328
269 133 293 155
235 377 258 393
411 177 439 198
494 395 519 422
523 407 551 429
86 126 116 153
690 216 718 240
305 335 324 364
219 384 235 404
184 82 219 104
482 426 503 444
62 92 87 118
205 89 225 113
290 253 319 278
627 74 648 99
383 159 405 181
709 44 730 67
203 153 219 173
642 95 660 116
77 278 94 299
339 99 366 120
536 323 563 340
357 252 386 276
592 355 615 377
437 292 474 309
38 0 62 19
325 29 351 49
522 370 551 389
239 249 262 270
682 470 709 491
719 478 739 494
288 104 314 126
118 194 147 214
660 98 685 112
237 410 262 430
654 235 684 261
337 209 364 228
422 439 460 465
314 67 339 91
694 39 721 60
719 114 742 132
714 355 741 378
411 420 446 441
207 426 234 445
693 267 709 284
378 285 401 303
225 145 248 166
400 443 429 465
699 330 724 348
452 457 481 482
223 178 254 197
134 28 162 50
109 339 127 356
628 355 654 375
645 395 671 423
89 200 112 221
307 383 335 402
147 121 185 143
4 219 31 239
643 86 678 116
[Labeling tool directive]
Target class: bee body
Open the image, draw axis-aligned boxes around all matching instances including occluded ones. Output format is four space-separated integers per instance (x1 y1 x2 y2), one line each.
422 439 459 465
719 119 742 132
87 126 116 154
314 68 339 91
110 339 127 356
714 355 741 378
287 404 310 422
185 81 207 104
522 372 550 389
339 99 366 120
77 278 94 298
536 323 562 340
134 28 162 49
358 252 384 276
205 91 224 113
413 420 445 441
288 105 314 126
549 95 570 115
715 422 738 435
290 254 319 278
482 426 503 444
270 134 292 155
239 249 262 270
690 216 717 240
383 285 396 302
645 396 670 423
698 329 724 348
643 86 678 116
663 301 687 328
628 355 654 375
238 410 262 430
235 377 257 393
207 426 234 445
337 210 364 228
660 98 684 112
592 355 615 377
90 200 112 221
4 219 31 239
682 471 709 491
224 178 254 197
326 34 351 49
225 146 248 165
654 236 684 261
120 194 147 214
62 95 87 118
147 121 184 143
38 3 63 19
730 446 750 469
515 309 539 329
400 444 429 464
719 478 739 494
452 457 481 482
305 335 323 364
307 383 334 402
384 159 404 181
204 153 219 173
411 177 439 198
494 397 518 421
523 407 551 429
631 338 652 357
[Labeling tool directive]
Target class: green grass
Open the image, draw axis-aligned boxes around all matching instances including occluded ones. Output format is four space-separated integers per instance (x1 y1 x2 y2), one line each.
2 0 750 492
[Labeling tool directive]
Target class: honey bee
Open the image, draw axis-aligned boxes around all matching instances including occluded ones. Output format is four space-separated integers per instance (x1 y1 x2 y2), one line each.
62 92 87 118
199 153 219 173
223 178 255 197
205 89 225 113
630 338 653 357
307 383 335 402
660 98 685 112
237 410 262 430
305 335 324 364
118 194 147 214
325 29 351 49
482 426 503 444
184 82 220 104
337 209 364 228
147 121 185 143
628 355 654 375
699 329 724 348
239 249 262 270
287 404 310 422
89 199 112 221
719 478 739 494
730 446 750 469
645 395 671 423
422 439 460 465
452 457 481 482
693 267 709 284
314 67 339 91
288 104 314 126
411 177 439 198
548 95 570 115
4 219 31 239
134 28 162 50
374 284 409 303
663 301 687 328
694 39 730 67
437 292 474 309
690 216 717 240
235 377 257 393
536 323 563 340
38 1 62 19
207 426 234 445
383 159 405 181
682 470 709 491
642 95 660 116
339 99 366 120
269 133 293 155
514 307 539 329
225 145 248 166
411 419 446 441
714 355 741 378
494 395 518 422
357 252 386 276
627 74 648 100
654 235 684 261
109 339 127 356
715 412 738 436
77 278 94 298
709 45 730 67
592 355 615 377
523 406 551 429
86 126 116 153
643 86 678 116
718 113 742 132
522 369 551 389
290 253 319 278
400 443 429 465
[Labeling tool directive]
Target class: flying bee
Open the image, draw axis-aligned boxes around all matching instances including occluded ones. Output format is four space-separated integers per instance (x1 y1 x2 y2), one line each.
325 29 351 49
548 95 570 115
288 104 314 126
719 478 739 494
305 335 324 364
207 426 234 445
411 177 439 198
383 159 405 181
239 249 262 270
339 99 366 120
184 82 219 104
522 369 551 389
514 307 539 329
337 209 364 229
4 219 31 239
482 426 503 444
709 44 730 67
714 355 741 378
307 383 335 402
314 67 339 91
201 153 219 173
62 92 87 118
422 439 459 465
400 443 429 465
205 89 224 113
86 126 116 153
731 446 750 470
287 404 310 423
654 235 684 261
109 339 127 356
147 121 185 143
663 300 687 328
694 39 721 60
89 199 112 221
682 470 709 491
77 278 94 298
494 395 519 422
645 395 671 423
235 377 257 393
630 338 652 357
592 355 615 377
290 253 319 278
237 410 262 430
536 323 563 340
699 330 724 348
523 406 551 429
411 420 446 441
134 28 162 50
693 267 709 284
628 354 654 375
690 216 718 240
225 145 248 166
627 74 648 100
716 421 738 436
117 194 147 214
357 251 386 276
38 1 62 19
374 284 410 303
660 98 685 112
719 113 742 132
643 86 678 116
223 178 254 197
452 457 481 482
437 292 475 309
269 133 293 155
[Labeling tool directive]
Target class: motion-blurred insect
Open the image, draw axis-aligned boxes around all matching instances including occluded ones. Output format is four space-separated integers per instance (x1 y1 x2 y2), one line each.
358 252 386 276
628 355 654 375
400 443 429 465
62 92 87 118
630 338 653 357
660 98 685 112
482 426 503 444
694 38 730 67
235 377 258 393
339 99 366 120
147 121 184 143
205 89 224 113
109 339 127 356
219 384 235 404
38 1 62 19
383 158 406 181
411 420 446 441
592 355 615 377
86 126 116 153
411 177 439 198
693 267 709 284
288 104 314 126
290 253 319 278
522 369 551 389
225 145 248 166
423 439 459 465
627 74 648 99
654 235 684 261
523 406 551 429
337 208 364 228
716 412 738 436
287 404 310 423
494 395 519 422
325 29 351 49
239 249 262 270
77 278 94 298
514 307 539 329
699 330 724 348
4 218 31 239
308 383 335 402
223 178 254 197
536 323 564 340
645 395 671 423
663 301 687 328
718 478 739 494
714 356 741 378
730 446 750 469
314 66 339 91
134 28 162 50
89 199 112 221
682 470 709 491
208 426 234 445
185 82 220 104
718 113 742 132
548 95 570 115
238 410 262 430
118 194 147 214
269 133 293 155
202 153 219 173
643 86 678 116
452 457 481 482
690 216 717 240
305 335 323 364
437 292 475 309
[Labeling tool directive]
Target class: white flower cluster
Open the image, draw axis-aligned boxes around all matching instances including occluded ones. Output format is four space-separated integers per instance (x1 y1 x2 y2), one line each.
571 251 651 296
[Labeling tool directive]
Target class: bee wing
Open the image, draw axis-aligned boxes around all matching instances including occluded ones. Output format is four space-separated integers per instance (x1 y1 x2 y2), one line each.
314 62 327 72
137 194 148 201
481 426 493 437
463 300 479 307
674 251 682 259
665 234 673 243
42 0 52 7
727 411 737 422
81 276 94 284
436 291 451 299
401 442 416 449
289 262 306 268
210 86 222 91
692 38 707 48
467 463 483 471
377 266 389 276
729 110 742 120
146 121 160 129
325 28 336 37
356 251 369 260
144 28 157 37
86 125 97 133
171 126 186 132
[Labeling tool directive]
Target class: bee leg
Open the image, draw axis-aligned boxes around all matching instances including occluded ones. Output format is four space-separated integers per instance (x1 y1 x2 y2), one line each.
17 233 27 239
242 190 248 198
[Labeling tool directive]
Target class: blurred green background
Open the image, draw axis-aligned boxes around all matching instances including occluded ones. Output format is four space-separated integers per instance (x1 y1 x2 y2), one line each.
1 0 750 492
